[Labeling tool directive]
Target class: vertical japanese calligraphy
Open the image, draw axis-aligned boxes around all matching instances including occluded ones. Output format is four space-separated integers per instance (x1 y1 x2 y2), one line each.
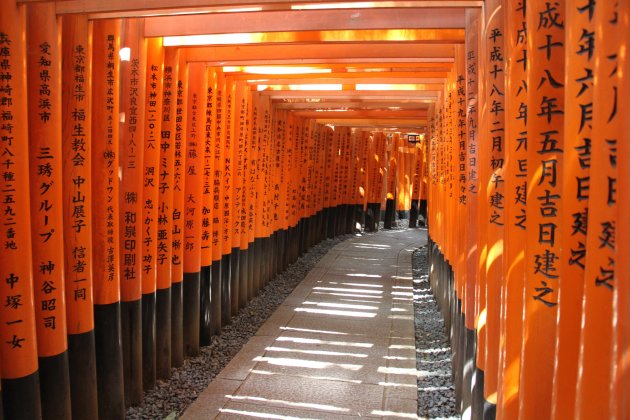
170 51 187 368
576 2 620 418
90 18 125 420
61 13 98 419
119 17 146 407
497 1 528 417
521 2 565 418
26 3 71 418
0 2 41 418
552 0 593 417
182 62 206 357
156 46 178 379
141 36 164 391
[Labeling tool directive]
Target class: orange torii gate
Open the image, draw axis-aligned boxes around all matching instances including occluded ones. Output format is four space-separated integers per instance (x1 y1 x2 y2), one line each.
0 1 628 419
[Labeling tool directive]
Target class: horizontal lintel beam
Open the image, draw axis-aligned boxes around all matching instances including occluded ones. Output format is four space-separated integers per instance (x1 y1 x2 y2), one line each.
144 8 465 37
184 43 456 63
29 1 483 18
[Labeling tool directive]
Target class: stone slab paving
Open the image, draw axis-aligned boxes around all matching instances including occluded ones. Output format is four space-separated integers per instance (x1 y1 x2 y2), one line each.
182 229 424 420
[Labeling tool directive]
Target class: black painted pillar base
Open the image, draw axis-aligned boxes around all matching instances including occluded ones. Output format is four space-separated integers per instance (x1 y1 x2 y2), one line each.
316 210 324 242
252 239 262 295
451 298 464 412
230 248 240 316
335 205 345 235
183 272 200 357
354 204 364 233
268 234 275 283
397 210 409 220
199 265 212 346
210 261 222 335
239 248 249 309
68 330 98 420
291 222 298 260
326 207 336 238
221 254 232 325
259 236 269 288
171 281 184 367
462 327 476 417
271 231 279 278
39 352 71 420
247 245 255 301
277 229 286 273
300 218 308 255
285 227 293 268
2 371 42 420
346 204 355 234
419 199 428 226
365 203 381 232
472 367 485 420
484 400 497 420
141 293 156 391
121 299 142 407
156 287 172 379
384 199 396 229
94 302 125 419
409 199 419 227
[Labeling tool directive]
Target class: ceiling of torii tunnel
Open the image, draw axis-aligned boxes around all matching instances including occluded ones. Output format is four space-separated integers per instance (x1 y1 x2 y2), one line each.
45 0 479 132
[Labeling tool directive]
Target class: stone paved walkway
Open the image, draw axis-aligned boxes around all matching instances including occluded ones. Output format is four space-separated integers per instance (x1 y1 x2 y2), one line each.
182 228 425 419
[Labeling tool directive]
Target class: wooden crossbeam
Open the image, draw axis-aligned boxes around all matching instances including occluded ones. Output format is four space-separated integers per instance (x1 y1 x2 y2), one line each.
19 1 483 18
144 8 466 37
184 43 456 63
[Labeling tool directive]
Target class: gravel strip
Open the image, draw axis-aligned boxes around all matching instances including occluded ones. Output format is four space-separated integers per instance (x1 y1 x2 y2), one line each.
412 241 459 419
125 235 350 420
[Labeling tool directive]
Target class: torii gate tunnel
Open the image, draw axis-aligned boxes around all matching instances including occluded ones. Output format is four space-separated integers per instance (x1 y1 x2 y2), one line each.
0 0 628 419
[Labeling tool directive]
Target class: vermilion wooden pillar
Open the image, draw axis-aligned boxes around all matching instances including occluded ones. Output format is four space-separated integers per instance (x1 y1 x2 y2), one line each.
551 1 593 418
61 13 99 420
230 81 244 313
183 62 207 357
199 67 215 345
613 3 629 417
156 46 178 379
497 2 527 418
119 17 147 407
473 4 489 415
480 1 505 416
520 1 565 418
209 67 223 334
0 2 42 418
236 83 250 307
171 51 188 368
26 4 71 419
245 87 257 300
251 93 263 286
91 18 125 420
575 2 620 418
462 10 481 415
216 71 232 325
453 43 467 412
141 36 164 391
